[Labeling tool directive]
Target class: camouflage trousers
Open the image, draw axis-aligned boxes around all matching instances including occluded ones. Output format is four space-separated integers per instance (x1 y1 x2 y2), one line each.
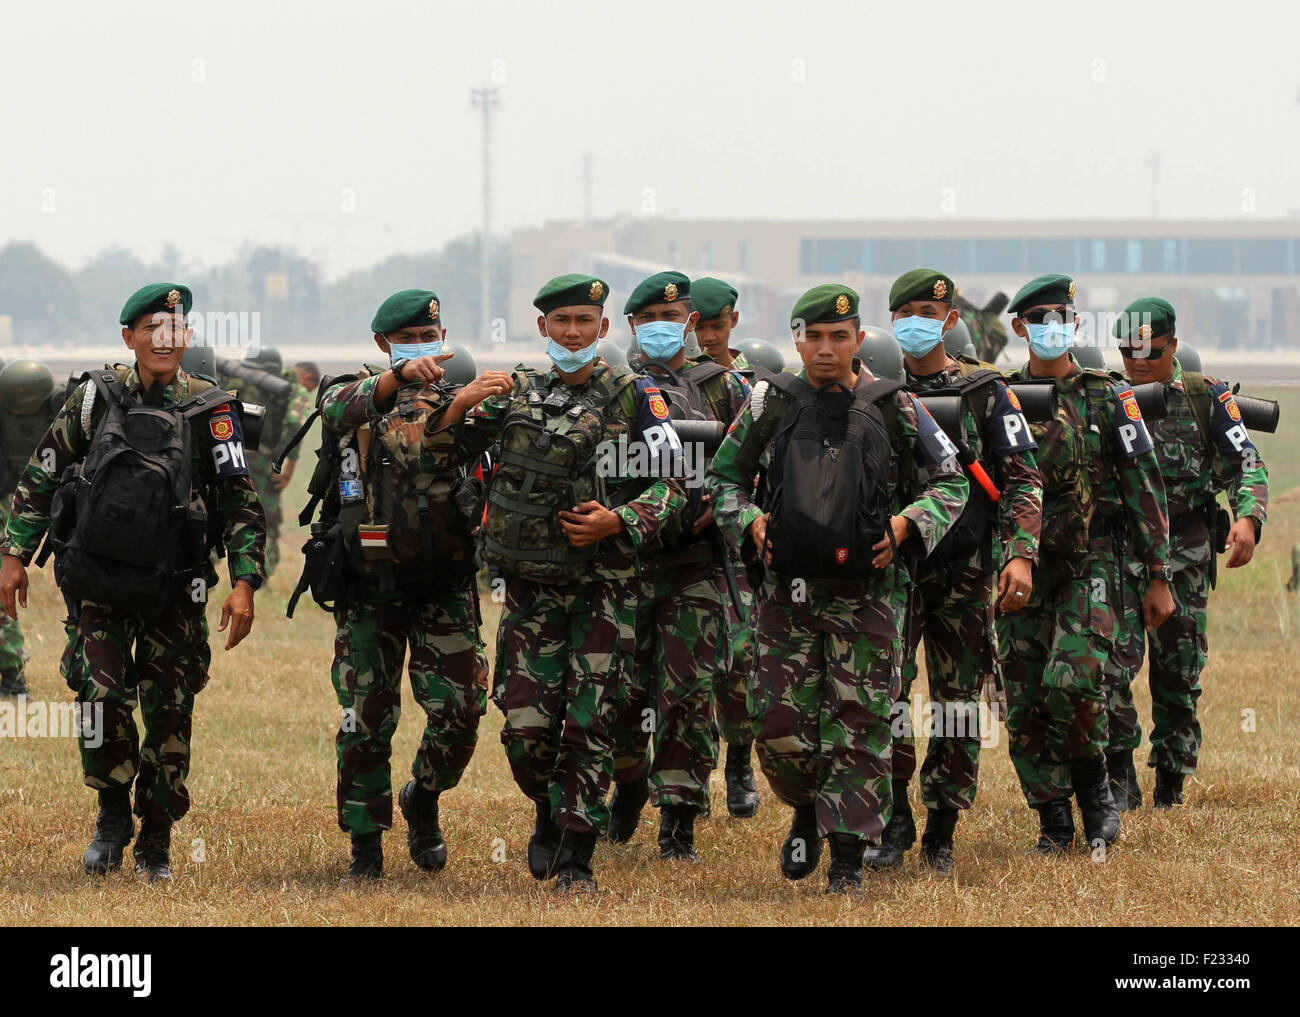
0 502 24 676
330 581 485 835
609 556 728 810
493 573 635 835
997 554 1113 808
751 579 898 842
60 596 211 824
250 458 284 577
713 568 755 748
893 559 994 811
1104 561 1209 774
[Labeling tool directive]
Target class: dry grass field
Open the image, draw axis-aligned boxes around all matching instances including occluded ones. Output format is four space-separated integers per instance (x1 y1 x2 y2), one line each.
2 385 1299 927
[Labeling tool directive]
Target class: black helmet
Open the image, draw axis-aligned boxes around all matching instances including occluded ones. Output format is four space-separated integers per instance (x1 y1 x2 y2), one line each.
182 342 218 382
596 339 627 368
734 338 786 374
244 346 283 372
1175 342 1202 373
943 317 973 359
1071 338 1107 370
0 359 56 416
440 343 478 387
860 326 904 383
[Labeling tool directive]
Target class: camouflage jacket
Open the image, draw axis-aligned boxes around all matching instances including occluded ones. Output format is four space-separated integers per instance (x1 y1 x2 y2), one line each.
1120 358 1268 574
1 364 266 589
279 364 313 465
430 362 688 581
905 355 1042 566
708 364 969 601
1007 356 1169 574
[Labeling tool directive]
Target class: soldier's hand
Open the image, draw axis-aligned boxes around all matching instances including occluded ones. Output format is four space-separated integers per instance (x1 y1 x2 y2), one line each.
996 556 1033 613
871 515 912 570
559 500 625 547
0 554 28 618
454 372 514 411
406 353 455 385
1225 517 1258 569
219 579 256 650
748 514 771 564
270 458 295 491
1142 578 1175 631
692 494 715 534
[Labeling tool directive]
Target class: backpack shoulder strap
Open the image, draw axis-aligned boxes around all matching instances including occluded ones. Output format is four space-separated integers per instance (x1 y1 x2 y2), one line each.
862 380 915 500
767 373 815 401
1180 369 1216 457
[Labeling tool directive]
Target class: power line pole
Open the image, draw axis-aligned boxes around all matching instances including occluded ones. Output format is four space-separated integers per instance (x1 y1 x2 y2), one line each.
470 86 500 342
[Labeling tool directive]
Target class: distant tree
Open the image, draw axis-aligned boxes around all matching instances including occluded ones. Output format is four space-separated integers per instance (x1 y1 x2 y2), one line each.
0 241 78 343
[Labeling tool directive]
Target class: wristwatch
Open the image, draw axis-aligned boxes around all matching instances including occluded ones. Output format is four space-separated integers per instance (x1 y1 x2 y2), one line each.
1155 564 1174 583
390 359 410 383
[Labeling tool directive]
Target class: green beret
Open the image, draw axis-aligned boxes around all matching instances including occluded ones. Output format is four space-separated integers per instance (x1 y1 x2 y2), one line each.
534 274 610 315
692 277 739 321
791 284 859 327
888 268 955 312
1008 273 1076 315
119 283 192 326
371 289 441 333
623 271 690 316
1114 297 1176 342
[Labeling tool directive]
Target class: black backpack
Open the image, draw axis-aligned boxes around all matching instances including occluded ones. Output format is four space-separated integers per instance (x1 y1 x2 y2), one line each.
49 370 233 617
762 375 901 582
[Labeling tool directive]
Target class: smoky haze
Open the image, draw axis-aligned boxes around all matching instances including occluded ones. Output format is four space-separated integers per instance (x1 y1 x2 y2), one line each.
3 0 1298 279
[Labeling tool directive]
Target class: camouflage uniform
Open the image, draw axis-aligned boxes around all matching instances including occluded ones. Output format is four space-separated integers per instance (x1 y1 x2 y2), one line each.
249 366 311 577
998 358 1169 808
439 363 686 834
893 357 1042 812
709 364 969 842
319 372 485 836
608 366 750 810
1104 358 1268 775
0 495 26 684
1 366 266 823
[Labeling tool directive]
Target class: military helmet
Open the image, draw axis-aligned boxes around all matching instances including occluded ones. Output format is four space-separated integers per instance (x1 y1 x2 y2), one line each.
942 317 973 359
735 337 786 374
1175 342 1202 373
182 342 218 382
440 343 478 387
244 345 283 372
1071 338 1107 370
859 326 904 383
596 339 627 368
960 343 978 359
0 359 56 416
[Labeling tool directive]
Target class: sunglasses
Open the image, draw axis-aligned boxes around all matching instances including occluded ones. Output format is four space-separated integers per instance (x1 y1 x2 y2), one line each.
1019 307 1075 325
1118 344 1169 361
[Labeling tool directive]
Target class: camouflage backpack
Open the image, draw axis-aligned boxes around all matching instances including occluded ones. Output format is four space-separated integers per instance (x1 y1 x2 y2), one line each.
482 364 636 583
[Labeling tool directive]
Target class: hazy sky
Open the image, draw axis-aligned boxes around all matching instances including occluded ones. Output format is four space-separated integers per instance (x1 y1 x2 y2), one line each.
3 0 1298 278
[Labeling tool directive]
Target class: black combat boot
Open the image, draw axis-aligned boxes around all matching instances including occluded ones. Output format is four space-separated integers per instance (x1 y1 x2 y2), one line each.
724 742 760 818
398 780 447 871
825 834 865 896
1107 749 1142 812
919 808 959 876
133 820 173 882
779 803 822 880
605 776 649 843
553 831 598 894
658 804 700 862
862 780 915 870
527 799 562 880
0 667 28 697
1034 799 1075 855
1153 768 1186 808
83 788 134 875
1072 757 1121 847
339 831 383 885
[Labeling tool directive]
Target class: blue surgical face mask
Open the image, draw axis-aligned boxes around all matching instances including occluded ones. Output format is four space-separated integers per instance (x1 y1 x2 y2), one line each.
893 315 947 357
635 320 687 362
546 337 598 374
1026 320 1075 360
388 340 444 361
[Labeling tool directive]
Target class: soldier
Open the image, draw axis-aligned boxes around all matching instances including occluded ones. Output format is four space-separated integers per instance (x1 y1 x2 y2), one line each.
708 284 968 894
429 273 686 892
1104 298 1268 809
604 272 750 858
294 360 321 395
308 290 507 883
863 269 1042 875
0 359 58 697
691 276 763 818
999 274 1172 855
0 283 265 881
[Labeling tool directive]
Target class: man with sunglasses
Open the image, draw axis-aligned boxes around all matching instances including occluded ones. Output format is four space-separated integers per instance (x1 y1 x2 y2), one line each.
1000 274 1172 855
1104 298 1268 809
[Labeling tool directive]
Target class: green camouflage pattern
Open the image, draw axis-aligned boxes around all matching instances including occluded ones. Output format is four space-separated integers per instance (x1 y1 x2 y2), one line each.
246 365 311 576
0 495 26 676
61 598 211 824
330 583 485 834
714 570 755 748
